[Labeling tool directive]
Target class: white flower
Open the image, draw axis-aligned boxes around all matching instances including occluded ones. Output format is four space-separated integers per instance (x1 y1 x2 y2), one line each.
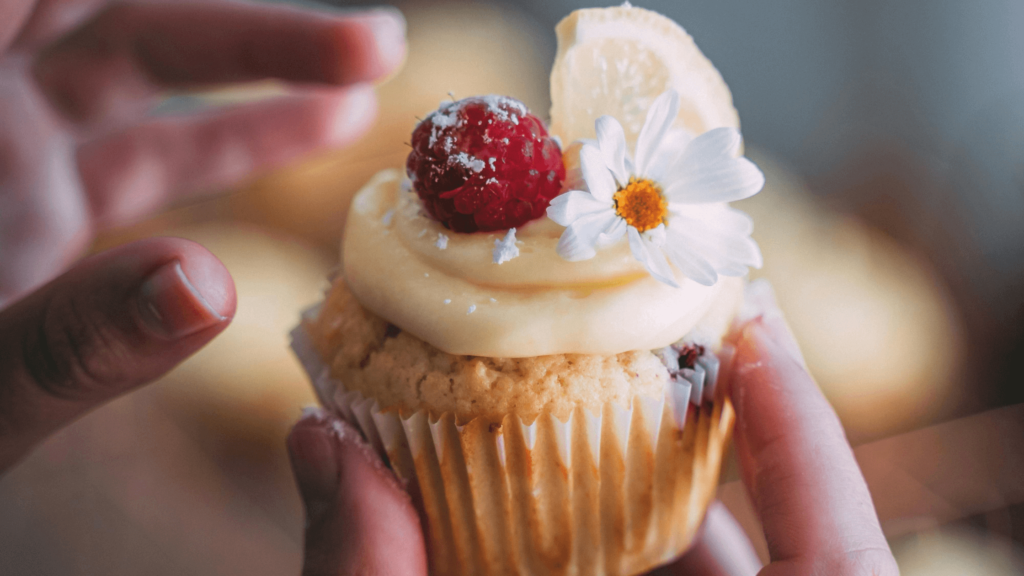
546 90 765 287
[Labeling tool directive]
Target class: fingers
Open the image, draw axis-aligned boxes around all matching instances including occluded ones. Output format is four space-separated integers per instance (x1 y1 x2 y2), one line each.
0 237 235 470
729 283 898 575
288 408 427 576
32 2 405 125
11 0 110 52
76 86 376 228
0 0 36 53
650 502 762 576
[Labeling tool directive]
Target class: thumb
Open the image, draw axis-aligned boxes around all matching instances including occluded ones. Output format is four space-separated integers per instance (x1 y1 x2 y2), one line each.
288 408 427 576
0 237 235 470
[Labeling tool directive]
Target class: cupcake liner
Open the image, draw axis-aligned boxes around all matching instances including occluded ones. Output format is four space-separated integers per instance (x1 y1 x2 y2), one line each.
291 320 735 576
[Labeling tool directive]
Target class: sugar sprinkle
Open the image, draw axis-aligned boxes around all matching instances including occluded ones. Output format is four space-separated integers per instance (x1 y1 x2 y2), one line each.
492 228 520 264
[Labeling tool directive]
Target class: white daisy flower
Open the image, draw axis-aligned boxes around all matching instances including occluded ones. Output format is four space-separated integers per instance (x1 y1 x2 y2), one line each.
546 90 765 287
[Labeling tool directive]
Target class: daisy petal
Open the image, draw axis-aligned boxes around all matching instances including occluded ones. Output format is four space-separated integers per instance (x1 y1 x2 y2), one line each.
717 206 756 236
669 222 763 273
635 89 680 178
596 216 627 247
681 127 743 166
562 167 587 192
645 222 668 245
556 209 620 261
719 235 763 269
547 190 612 226
644 127 694 183
670 206 755 237
663 228 719 286
702 234 762 271
664 155 765 205
628 226 680 287
715 262 751 277
580 144 617 202
595 116 629 185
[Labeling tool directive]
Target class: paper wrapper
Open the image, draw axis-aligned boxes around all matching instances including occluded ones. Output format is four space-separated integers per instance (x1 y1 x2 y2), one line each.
291 318 735 576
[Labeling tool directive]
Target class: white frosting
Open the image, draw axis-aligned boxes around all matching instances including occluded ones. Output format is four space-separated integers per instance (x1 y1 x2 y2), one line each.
341 169 743 358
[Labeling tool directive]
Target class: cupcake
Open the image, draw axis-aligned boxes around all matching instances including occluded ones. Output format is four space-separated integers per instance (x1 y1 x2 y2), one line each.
292 5 764 575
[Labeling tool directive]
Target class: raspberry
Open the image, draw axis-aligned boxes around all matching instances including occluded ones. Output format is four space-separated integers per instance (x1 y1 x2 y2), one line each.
406 95 565 233
676 344 706 370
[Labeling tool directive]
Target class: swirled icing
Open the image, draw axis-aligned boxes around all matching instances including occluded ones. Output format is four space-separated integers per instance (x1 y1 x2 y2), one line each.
341 169 742 358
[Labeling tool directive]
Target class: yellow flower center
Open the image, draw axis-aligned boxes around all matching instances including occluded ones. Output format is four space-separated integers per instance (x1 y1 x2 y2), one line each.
613 178 668 232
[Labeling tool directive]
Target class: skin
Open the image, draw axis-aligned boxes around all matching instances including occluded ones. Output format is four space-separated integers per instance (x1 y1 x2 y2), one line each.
0 2 898 574
0 0 405 304
0 0 406 563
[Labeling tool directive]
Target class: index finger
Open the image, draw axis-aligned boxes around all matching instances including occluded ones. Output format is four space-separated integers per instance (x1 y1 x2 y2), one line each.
729 283 898 575
33 2 406 124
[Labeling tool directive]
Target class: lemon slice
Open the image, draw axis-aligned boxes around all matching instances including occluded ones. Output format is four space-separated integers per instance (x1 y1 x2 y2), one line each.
549 5 740 145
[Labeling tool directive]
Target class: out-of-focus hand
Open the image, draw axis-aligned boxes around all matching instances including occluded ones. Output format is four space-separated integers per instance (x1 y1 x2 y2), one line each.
288 282 900 576
0 0 406 304
0 0 405 470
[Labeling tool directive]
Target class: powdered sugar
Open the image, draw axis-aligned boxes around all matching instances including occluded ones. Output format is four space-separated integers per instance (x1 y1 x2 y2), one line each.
435 233 449 249
482 94 527 123
492 228 521 264
450 152 486 173
426 104 462 149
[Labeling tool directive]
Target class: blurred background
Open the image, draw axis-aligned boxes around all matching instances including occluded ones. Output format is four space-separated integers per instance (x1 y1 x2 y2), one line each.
2 0 1023 574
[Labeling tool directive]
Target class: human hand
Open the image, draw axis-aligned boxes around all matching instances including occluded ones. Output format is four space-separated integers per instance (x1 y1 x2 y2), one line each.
0 0 405 469
286 282 899 576
0 0 406 304
652 282 901 575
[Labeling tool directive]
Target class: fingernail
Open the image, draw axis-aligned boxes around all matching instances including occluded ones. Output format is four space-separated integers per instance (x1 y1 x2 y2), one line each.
759 313 807 369
364 8 407 74
328 84 377 144
735 278 778 325
739 280 807 368
289 411 340 508
292 407 408 504
136 260 227 339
